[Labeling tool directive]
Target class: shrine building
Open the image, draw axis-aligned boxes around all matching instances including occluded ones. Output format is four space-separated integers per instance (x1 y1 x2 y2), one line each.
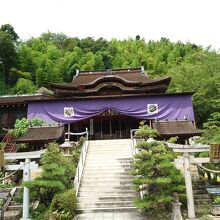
0 67 201 142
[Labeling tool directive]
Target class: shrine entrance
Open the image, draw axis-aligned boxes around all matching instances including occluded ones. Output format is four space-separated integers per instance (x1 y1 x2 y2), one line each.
67 109 142 140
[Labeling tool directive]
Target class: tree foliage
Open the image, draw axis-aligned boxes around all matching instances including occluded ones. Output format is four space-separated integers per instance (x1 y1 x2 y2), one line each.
10 117 45 138
0 26 18 83
49 189 77 220
199 112 220 143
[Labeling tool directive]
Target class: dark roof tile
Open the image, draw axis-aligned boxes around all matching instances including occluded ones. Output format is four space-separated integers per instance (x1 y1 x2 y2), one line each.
15 125 64 143
152 120 203 138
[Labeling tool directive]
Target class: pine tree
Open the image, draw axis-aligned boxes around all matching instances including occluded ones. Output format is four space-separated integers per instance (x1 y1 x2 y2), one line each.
132 122 185 215
24 142 75 205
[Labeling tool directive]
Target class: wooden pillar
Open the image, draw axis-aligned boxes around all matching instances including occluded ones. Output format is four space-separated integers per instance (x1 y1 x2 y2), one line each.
109 113 112 138
67 123 70 141
183 152 197 220
119 114 122 138
149 119 152 129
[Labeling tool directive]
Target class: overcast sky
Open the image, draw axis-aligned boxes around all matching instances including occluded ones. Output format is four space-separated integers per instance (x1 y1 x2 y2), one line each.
0 0 220 50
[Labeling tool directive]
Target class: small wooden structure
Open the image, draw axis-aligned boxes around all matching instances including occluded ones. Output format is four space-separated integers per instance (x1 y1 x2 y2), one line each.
210 144 220 162
15 125 64 150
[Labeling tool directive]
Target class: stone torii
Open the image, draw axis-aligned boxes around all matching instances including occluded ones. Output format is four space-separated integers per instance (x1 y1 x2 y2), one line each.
3 150 45 220
167 143 209 220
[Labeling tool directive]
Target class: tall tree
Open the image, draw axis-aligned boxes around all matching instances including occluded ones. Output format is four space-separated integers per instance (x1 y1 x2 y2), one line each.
0 24 19 42
0 24 19 83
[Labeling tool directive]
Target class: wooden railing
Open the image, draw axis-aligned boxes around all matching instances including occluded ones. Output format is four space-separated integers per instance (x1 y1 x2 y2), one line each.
0 132 17 153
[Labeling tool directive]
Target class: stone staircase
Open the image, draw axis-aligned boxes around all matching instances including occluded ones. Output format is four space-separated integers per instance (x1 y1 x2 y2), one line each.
193 180 211 214
3 187 22 220
77 139 137 213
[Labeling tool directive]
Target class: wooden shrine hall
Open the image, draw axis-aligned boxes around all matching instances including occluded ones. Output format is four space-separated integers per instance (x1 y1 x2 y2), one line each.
0 67 201 142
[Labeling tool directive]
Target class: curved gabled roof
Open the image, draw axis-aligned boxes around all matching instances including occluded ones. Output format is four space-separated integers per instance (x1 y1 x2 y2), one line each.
49 67 171 96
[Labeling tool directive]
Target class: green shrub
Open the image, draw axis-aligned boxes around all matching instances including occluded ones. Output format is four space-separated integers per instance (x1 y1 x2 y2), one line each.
213 196 220 205
199 112 220 144
10 118 30 138
10 117 45 138
134 121 157 139
49 189 77 220
30 203 49 220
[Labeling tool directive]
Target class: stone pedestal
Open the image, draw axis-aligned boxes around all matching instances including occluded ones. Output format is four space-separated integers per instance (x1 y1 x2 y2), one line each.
171 202 183 220
171 193 183 220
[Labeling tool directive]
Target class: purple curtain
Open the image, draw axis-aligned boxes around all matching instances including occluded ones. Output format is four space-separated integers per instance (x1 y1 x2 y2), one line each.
27 95 195 123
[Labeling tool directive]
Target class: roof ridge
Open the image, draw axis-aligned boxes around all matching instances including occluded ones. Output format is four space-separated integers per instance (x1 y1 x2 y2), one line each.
78 69 143 76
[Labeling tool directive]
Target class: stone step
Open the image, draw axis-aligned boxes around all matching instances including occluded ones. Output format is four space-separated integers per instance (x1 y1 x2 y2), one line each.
78 191 138 197
84 167 131 172
84 164 132 168
88 153 132 156
83 169 131 176
77 195 136 203
89 144 131 147
8 205 23 211
87 154 132 157
3 210 21 220
87 152 132 157
9 201 22 206
85 164 132 169
89 144 130 146
76 206 137 213
81 176 133 181
83 172 132 176
85 161 131 168
81 178 133 182
89 142 131 145
194 204 210 211
80 180 133 187
89 148 131 151
194 194 210 199
81 173 133 182
88 148 131 151
89 147 131 150
85 159 132 162
86 157 133 160
89 139 130 143
85 161 132 165
193 189 208 194
88 149 131 152
89 145 131 148
89 146 131 149
194 199 210 205
77 200 134 209
79 185 134 191
85 160 132 164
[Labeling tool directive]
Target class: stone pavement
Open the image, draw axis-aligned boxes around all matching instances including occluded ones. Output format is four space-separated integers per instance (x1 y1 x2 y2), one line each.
74 212 147 220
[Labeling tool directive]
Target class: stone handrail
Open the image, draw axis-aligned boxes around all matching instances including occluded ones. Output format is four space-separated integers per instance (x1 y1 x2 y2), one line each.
130 129 139 156
73 128 89 196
